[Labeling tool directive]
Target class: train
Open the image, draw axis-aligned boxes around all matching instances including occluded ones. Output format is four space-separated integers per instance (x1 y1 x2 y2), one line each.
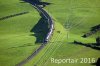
44 19 54 43
33 4 54 43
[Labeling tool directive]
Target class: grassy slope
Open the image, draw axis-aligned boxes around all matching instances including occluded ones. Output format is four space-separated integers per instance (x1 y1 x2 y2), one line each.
0 0 100 66
0 0 41 66
24 0 100 66
24 19 67 66
43 0 100 66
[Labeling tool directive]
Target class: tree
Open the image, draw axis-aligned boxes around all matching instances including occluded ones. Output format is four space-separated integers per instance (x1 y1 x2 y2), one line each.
33 0 41 3
96 37 100 45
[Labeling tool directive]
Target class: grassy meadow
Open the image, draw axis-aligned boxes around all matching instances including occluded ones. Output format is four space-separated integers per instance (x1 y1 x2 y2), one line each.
0 0 100 66
0 0 41 66
24 0 100 66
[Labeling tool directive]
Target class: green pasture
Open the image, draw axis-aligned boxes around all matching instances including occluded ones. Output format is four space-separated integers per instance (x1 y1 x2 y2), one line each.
0 0 100 66
24 0 100 66
0 0 41 66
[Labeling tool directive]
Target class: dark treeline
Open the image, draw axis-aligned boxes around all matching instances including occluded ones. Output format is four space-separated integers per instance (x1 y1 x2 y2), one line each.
21 0 51 6
0 12 29 21
82 24 100 38
92 58 100 66
73 40 100 50
91 24 100 31
96 37 100 45
32 0 41 3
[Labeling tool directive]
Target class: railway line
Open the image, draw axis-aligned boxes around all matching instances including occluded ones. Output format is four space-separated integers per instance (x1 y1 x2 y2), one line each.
34 4 54 43
17 2 54 66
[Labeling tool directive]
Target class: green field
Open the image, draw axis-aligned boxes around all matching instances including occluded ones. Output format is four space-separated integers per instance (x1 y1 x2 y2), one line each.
0 0 41 66
0 0 100 66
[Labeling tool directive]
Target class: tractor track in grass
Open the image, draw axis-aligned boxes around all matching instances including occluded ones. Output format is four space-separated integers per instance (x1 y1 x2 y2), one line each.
16 2 54 66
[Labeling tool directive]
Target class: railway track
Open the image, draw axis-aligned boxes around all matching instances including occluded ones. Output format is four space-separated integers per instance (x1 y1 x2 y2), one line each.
17 2 54 66
34 4 54 43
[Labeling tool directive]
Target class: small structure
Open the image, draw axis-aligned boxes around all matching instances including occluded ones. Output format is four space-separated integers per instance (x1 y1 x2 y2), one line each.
96 37 100 45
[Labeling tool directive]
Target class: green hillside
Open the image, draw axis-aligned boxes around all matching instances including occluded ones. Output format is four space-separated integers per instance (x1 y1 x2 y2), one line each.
0 0 41 66
0 0 100 66
40 0 100 66
24 0 100 66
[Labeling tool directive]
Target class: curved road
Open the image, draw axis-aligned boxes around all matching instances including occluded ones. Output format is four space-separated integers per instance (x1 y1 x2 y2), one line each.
17 3 54 66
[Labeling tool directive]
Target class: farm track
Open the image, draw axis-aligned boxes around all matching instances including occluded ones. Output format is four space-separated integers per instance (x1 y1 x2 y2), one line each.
16 3 54 66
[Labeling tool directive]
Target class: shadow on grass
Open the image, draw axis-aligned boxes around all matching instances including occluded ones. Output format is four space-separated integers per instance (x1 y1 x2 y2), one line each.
30 17 49 44
82 24 100 38
91 58 100 66
0 12 29 21
20 0 51 43
73 41 100 51
20 0 51 7
69 41 100 66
